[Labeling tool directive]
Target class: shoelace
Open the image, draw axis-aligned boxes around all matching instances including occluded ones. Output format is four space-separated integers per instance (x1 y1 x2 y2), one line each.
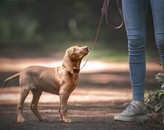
125 102 138 111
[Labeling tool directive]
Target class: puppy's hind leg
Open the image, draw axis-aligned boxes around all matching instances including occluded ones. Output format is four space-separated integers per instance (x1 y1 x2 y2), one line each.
30 90 48 122
17 88 30 123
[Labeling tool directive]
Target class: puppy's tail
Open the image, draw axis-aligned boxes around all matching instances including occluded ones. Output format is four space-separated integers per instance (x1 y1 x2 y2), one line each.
3 72 20 87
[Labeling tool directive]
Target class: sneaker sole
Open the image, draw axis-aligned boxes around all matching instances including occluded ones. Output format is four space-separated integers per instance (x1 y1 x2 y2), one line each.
114 115 148 122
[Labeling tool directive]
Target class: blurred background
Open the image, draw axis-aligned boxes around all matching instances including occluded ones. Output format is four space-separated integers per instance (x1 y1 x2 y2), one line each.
0 0 162 91
0 0 158 61
0 1 163 127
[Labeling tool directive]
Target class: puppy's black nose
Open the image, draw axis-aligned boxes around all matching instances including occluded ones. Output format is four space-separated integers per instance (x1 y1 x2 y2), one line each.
83 46 89 51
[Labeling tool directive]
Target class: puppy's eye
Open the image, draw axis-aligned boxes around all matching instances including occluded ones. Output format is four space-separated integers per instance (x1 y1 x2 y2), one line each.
72 48 76 53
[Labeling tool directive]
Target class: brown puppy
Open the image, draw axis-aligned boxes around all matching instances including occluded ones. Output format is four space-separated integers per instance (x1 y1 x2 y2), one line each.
3 46 89 123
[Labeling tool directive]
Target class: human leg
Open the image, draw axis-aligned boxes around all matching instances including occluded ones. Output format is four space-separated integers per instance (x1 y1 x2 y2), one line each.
114 0 148 121
122 0 148 101
150 0 164 67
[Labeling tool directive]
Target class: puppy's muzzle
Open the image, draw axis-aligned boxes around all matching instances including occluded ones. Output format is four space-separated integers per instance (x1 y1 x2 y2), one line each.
82 46 89 55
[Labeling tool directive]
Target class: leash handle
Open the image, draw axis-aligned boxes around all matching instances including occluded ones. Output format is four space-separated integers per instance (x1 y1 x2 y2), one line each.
102 0 123 29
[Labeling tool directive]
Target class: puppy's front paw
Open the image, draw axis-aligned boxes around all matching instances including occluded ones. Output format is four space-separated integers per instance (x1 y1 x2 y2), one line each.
64 118 72 123
17 115 25 123
60 118 72 123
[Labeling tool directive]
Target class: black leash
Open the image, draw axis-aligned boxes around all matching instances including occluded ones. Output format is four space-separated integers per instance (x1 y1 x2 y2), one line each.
80 0 123 70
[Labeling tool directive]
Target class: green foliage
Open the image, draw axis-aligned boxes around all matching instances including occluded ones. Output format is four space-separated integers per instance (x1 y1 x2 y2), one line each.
0 0 122 46
144 72 164 123
90 49 128 61
0 0 156 62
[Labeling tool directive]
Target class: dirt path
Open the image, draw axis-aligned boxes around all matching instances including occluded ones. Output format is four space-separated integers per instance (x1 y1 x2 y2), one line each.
0 58 164 130
1 101 163 130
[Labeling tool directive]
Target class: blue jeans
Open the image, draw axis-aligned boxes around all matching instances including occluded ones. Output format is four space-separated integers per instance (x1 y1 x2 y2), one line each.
122 0 164 101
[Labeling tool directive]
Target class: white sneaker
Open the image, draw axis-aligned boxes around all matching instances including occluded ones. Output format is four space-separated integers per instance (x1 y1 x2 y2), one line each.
114 101 148 121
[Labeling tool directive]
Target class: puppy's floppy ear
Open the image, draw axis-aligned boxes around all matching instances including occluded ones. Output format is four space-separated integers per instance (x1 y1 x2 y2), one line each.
67 48 75 56
62 56 74 74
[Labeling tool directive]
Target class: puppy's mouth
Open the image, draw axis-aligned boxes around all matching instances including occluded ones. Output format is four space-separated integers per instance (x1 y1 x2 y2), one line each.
82 46 89 55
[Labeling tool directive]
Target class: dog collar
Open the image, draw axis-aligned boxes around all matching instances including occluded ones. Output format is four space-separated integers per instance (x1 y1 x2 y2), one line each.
73 67 80 73
62 64 80 74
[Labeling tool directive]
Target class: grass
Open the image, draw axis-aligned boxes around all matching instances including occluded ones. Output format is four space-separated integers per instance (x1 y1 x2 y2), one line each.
0 40 159 63
89 49 128 62
41 41 129 62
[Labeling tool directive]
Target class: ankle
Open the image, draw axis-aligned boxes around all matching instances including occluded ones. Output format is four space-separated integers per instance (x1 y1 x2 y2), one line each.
132 100 144 107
